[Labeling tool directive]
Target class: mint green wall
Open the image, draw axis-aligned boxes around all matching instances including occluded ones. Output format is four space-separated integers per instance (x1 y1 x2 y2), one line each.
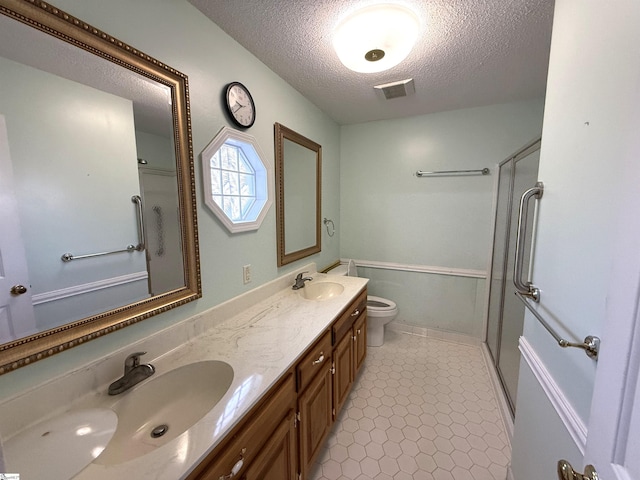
340 99 544 336
0 0 341 396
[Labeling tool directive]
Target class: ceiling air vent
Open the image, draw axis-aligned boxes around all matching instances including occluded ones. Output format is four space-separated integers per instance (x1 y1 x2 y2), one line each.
374 78 415 100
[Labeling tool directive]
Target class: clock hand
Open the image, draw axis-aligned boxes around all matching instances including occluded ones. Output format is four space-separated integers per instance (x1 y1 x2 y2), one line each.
232 101 245 113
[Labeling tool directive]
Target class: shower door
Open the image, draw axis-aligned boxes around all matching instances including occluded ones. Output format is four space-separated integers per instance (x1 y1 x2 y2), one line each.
486 139 541 415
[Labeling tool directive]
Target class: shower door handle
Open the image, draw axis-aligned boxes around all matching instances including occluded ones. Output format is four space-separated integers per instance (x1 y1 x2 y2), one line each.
513 181 543 302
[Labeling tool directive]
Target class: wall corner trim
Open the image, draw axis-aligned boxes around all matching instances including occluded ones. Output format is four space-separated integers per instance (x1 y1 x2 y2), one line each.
519 336 587 454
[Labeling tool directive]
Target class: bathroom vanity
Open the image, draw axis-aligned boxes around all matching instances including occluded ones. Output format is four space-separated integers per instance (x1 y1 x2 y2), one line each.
187 287 368 480
0 265 368 480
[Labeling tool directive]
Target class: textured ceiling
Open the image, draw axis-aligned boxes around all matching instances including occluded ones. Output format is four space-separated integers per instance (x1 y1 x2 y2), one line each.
189 0 555 125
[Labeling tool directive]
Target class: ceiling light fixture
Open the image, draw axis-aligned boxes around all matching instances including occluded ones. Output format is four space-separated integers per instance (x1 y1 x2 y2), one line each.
332 4 420 74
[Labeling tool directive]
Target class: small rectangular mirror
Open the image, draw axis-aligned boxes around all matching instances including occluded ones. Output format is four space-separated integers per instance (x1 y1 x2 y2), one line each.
274 123 321 267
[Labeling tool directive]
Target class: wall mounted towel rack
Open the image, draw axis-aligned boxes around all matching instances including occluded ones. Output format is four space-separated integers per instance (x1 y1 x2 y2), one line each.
416 168 490 177
516 291 600 360
61 195 146 262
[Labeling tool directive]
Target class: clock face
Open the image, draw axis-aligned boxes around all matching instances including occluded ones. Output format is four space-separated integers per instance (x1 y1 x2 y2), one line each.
226 82 256 128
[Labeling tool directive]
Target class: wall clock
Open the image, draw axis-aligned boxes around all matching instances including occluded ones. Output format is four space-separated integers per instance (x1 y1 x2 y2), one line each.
225 82 256 128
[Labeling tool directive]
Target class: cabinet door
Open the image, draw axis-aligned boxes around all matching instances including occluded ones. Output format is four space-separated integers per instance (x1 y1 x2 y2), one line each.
243 410 297 480
354 313 367 375
298 365 333 480
333 329 354 418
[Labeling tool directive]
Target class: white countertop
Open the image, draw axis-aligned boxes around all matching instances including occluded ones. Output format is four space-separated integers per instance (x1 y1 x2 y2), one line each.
0 265 367 480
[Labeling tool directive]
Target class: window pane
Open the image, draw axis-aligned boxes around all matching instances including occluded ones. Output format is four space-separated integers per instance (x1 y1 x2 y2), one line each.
210 168 221 194
224 196 241 221
241 197 255 217
222 171 240 195
213 194 224 210
239 173 255 196
238 151 254 174
211 150 221 168
221 144 239 171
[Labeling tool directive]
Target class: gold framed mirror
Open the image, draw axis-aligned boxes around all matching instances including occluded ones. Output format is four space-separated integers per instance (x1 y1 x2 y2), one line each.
0 0 200 374
274 123 321 267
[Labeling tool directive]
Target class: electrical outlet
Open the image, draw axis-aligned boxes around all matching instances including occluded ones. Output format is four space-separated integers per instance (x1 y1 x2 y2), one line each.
243 264 252 284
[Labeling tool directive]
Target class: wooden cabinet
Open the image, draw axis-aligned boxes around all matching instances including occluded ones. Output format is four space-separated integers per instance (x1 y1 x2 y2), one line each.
354 312 367 374
331 289 367 420
186 374 297 480
243 411 297 480
332 329 353 417
296 330 332 479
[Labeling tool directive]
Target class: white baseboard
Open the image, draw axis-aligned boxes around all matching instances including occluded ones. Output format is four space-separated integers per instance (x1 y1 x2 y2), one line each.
387 321 481 346
519 336 587 454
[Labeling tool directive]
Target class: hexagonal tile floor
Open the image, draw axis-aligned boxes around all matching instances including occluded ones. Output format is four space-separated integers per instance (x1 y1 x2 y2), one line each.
309 329 510 480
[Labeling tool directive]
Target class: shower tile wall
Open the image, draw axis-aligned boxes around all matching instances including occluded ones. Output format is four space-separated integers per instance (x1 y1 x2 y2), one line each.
310 330 509 480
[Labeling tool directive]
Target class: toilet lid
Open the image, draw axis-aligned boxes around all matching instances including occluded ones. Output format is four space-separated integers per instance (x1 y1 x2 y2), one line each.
347 259 357 277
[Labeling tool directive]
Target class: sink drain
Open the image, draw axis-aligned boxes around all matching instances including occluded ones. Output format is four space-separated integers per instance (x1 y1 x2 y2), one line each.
151 424 169 438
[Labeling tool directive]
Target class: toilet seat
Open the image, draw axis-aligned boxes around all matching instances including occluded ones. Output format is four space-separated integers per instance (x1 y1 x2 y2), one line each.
367 295 398 315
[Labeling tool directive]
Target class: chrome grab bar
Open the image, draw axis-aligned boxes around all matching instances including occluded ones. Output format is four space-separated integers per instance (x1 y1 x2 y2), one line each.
513 181 543 301
516 292 600 360
61 195 146 262
132 195 145 252
61 244 137 262
416 167 489 177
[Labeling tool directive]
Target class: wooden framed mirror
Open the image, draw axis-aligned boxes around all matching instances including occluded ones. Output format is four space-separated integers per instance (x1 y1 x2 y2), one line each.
0 0 200 374
274 123 321 267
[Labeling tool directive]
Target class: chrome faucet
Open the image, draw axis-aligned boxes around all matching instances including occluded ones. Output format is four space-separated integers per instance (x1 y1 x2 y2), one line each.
292 272 313 290
108 351 155 395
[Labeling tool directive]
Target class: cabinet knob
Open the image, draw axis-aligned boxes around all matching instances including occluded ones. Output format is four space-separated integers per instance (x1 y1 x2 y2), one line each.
219 449 246 479
312 353 325 365
351 309 360 317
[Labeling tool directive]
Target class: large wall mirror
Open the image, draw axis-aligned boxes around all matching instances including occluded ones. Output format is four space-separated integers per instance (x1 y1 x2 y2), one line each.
274 123 321 267
0 0 200 374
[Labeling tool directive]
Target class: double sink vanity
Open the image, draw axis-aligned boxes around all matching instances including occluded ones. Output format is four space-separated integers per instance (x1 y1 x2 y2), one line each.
0 264 368 480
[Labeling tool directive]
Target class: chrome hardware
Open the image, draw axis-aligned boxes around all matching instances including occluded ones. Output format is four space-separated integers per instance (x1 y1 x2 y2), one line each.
292 272 312 290
558 460 598 480
108 351 155 395
516 292 600 360
357 329 361 335
416 167 490 177
513 181 544 301
150 424 169 438
351 309 360 317
62 244 137 262
312 353 325 365
330 362 336 375
323 217 335 237
61 195 145 262
132 195 146 251
219 449 246 479
10 285 27 295
353 335 357 342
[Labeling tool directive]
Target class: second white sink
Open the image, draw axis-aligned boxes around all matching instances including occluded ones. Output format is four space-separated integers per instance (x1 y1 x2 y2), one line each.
95 360 233 465
300 281 345 301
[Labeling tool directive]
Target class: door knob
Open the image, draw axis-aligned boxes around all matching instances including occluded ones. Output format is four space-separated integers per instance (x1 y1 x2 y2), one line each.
558 459 598 480
10 285 27 295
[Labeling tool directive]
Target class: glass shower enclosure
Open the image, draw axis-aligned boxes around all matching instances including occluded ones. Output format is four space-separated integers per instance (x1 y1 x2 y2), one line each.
485 139 541 415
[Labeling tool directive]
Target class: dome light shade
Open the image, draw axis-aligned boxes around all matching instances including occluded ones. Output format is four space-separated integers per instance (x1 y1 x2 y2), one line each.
332 4 420 73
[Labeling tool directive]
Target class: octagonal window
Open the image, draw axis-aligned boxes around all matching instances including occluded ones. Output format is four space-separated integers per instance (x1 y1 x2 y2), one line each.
201 127 273 233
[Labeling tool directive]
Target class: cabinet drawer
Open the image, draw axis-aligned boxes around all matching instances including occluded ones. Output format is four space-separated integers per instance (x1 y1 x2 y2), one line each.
191 373 295 480
296 330 331 393
332 289 367 345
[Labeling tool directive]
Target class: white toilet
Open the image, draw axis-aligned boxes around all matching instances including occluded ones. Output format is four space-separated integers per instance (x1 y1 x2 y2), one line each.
329 260 398 347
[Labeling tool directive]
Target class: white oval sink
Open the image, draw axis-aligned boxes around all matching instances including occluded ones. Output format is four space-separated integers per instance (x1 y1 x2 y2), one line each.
5 408 117 480
300 281 344 300
95 360 233 465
